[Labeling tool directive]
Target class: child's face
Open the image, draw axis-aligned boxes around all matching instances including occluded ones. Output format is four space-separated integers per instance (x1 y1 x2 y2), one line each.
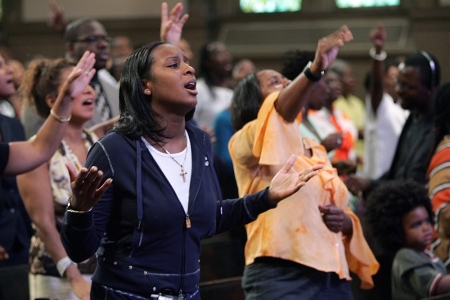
401 206 433 252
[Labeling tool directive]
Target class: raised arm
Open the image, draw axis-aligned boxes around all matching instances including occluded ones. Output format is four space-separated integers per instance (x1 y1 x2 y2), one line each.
160 2 189 46
369 23 387 114
276 26 353 122
48 0 67 34
3 51 95 176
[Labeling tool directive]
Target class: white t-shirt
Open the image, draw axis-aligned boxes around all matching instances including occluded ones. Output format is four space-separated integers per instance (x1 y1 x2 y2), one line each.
364 93 409 179
193 78 233 130
142 132 192 213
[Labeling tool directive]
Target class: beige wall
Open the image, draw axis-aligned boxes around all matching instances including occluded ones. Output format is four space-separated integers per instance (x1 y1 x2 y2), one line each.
2 0 450 101
22 0 186 21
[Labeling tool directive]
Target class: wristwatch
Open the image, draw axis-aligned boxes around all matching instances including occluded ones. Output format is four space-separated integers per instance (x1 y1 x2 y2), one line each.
303 61 325 82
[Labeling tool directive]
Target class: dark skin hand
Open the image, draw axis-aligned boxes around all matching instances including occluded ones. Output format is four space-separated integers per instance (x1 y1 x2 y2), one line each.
435 275 450 295
66 163 112 211
343 174 371 196
321 132 343 152
268 155 324 205
48 0 66 33
319 204 353 236
332 159 357 176
0 246 8 261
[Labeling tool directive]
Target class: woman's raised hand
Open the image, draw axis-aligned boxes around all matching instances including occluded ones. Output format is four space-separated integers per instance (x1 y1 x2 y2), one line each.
311 25 353 74
160 2 189 46
268 155 324 205
66 162 112 212
49 51 95 119
60 51 96 100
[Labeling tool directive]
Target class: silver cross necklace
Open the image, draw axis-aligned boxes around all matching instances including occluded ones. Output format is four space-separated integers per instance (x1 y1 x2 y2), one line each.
156 133 188 182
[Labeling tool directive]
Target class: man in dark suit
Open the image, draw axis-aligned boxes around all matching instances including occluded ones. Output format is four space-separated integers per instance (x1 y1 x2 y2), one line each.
345 51 440 196
0 114 33 300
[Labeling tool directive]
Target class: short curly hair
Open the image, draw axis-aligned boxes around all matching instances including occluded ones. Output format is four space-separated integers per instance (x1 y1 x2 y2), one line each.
364 180 433 253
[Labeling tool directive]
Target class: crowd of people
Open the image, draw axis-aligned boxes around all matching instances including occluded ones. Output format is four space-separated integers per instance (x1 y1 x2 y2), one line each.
1 1 450 300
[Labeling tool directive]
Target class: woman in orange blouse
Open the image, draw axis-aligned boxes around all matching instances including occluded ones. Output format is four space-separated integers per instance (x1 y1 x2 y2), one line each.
229 26 378 300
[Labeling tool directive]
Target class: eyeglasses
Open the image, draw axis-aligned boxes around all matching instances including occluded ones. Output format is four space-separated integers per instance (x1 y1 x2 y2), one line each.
73 36 112 45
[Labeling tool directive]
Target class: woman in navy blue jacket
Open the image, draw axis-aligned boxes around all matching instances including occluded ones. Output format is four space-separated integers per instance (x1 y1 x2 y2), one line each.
60 41 322 300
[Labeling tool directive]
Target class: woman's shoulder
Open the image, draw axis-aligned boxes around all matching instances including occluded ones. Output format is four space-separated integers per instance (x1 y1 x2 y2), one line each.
90 130 136 157
98 130 132 144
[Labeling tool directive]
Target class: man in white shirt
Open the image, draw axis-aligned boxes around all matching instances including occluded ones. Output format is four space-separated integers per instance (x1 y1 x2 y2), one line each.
363 23 408 179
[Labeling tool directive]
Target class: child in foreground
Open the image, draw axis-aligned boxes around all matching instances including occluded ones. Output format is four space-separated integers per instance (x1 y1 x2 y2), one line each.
365 180 450 299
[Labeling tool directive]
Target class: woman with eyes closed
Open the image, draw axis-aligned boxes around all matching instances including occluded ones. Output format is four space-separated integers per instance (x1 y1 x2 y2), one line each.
17 57 101 300
229 26 379 300
59 41 322 300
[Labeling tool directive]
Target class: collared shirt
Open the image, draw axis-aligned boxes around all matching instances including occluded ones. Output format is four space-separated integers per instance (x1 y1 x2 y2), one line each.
364 93 408 179
392 248 446 300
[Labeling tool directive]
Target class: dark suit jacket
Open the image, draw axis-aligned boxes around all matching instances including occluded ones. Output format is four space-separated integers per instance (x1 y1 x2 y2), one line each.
369 109 434 193
0 114 33 267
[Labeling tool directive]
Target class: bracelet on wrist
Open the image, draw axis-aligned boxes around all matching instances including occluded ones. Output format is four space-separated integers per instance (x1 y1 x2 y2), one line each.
66 196 92 214
50 108 71 123
369 47 387 61
56 256 77 277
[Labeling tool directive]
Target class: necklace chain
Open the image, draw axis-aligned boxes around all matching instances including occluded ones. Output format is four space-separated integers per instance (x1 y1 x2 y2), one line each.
156 133 188 182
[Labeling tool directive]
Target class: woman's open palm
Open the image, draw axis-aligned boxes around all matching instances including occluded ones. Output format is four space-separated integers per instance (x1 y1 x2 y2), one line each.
61 51 96 99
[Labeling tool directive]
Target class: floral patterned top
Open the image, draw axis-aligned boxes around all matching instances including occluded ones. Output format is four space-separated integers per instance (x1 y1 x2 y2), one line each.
29 130 98 277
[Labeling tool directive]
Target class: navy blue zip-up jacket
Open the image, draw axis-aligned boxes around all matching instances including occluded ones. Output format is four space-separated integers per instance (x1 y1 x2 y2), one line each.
61 122 274 298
